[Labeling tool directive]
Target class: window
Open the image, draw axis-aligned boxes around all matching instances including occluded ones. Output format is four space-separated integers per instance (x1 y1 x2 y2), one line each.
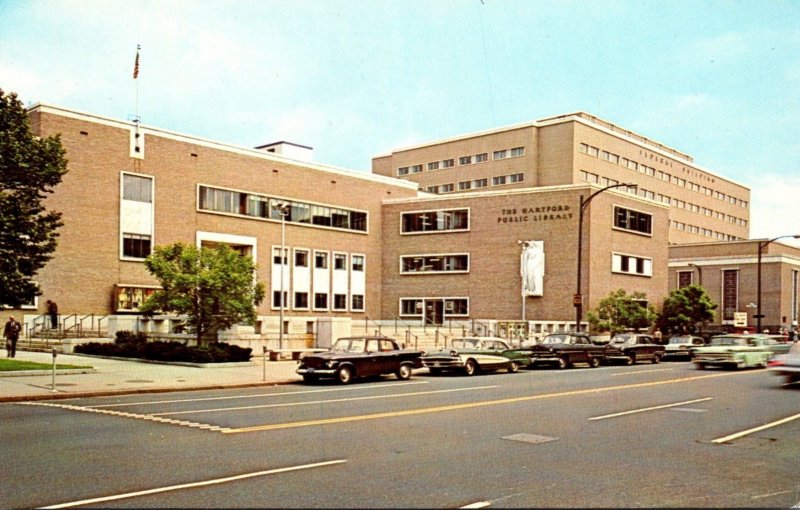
401 254 469 273
612 253 652 277
445 298 469 315
509 173 524 183
352 255 364 272
510 147 525 157
579 143 589 154
409 165 422 174
493 150 507 160
334 254 347 270
397 167 409 176
678 271 694 288
474 179 488 188
122 233 151 259
272 290 288 308
475 153 488 163
440 183 454 193
333 294 348 311
314 293 328 310
400 299 423 316
427 161 440 171
442 159 454 168
401 209 469 233
722 269 738 321
315 252 328 269
613 206 652 235
273 247 288 265
294 292 309 309
123 174 152 202
459 156 472 165
458 181 472 191
116 285 157 312
294 250 308 267
493 175 507 186
351 294 364 311
198 186 368 233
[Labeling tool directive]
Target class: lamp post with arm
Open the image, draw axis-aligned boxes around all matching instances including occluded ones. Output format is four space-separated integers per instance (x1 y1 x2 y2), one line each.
757 234 800 333
688 263 703 287
272 202 291 350
575 182 638 332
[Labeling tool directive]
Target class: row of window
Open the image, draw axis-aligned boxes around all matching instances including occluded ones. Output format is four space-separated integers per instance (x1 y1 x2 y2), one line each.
670 220 744 242
198 185 368 233
399 298 469 317
579 171 748 227
613 206 652 235
401 254 469 273
272 290 363 312
401 209 470 234
397 146 525 176
578 143 749 209
426 173 524 194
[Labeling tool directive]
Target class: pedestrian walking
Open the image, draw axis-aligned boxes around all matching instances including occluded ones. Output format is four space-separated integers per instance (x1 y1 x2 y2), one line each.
46 300 58 329
3 316 21 358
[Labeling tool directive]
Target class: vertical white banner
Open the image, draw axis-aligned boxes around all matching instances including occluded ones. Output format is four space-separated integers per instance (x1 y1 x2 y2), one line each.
521 240 545 297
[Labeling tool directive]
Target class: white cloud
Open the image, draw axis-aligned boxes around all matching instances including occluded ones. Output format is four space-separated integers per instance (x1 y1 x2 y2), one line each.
749 174 800 247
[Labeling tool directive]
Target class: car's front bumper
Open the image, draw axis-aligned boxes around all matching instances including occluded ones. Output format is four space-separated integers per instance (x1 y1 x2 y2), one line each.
421 358 465 369
297 367 337 377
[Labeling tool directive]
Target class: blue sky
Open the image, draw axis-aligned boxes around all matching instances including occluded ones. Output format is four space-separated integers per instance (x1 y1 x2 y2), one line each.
2 0 799 245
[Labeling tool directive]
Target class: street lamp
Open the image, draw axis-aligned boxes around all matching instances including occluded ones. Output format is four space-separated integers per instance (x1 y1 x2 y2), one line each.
272 201 291 350
575 183 637 332
688 263 703 287
756 234 800 333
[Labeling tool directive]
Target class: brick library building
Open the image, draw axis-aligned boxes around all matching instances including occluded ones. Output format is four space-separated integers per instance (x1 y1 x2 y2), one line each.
5 105 798 346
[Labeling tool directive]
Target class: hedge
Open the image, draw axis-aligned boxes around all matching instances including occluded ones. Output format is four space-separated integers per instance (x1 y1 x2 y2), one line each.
74 330 252 363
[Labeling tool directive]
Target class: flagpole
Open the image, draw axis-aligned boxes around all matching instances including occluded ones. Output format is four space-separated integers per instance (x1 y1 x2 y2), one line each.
133 45 141 153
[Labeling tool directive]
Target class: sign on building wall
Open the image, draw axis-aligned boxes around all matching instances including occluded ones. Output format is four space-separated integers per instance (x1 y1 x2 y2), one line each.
520 240 545 297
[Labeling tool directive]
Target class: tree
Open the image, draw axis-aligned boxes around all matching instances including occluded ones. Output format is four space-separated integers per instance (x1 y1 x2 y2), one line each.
140 243 266 344
587 289 658 335
656 284 717 334
0 89 68 307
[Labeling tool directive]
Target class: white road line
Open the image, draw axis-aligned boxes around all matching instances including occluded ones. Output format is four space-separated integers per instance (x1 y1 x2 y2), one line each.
588 397 713 421
150 386 499 416
610 368 674 376
712 412 800 444
460 501 491 509
89 381 429 408
38 459 347 509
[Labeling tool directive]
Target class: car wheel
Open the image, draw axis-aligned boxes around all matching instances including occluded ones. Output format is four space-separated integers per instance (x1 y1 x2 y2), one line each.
464 359 478 376
652 353 662 364
302 375 318 384
396 363 413 380
625 354 636 366
508 360 520 373
695 362 706 370
337 366 353 384
556 356 569 369
587 356 600 368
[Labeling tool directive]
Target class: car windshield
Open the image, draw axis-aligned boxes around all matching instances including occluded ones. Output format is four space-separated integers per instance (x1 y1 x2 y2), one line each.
452 339 481 349
331 338 367 353
669 336 692 344
542 334 576 345
611 334 634 344
709 336 749 347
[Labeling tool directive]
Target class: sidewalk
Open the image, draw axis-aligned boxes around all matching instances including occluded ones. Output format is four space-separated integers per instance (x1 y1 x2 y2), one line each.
0 349 301 403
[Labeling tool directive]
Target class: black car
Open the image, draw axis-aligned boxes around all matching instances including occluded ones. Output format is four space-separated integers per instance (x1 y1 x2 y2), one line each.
526 332 607 369
296 336 423 384
604 333 665 364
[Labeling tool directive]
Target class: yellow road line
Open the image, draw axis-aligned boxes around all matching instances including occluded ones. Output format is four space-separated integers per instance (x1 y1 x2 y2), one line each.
224 371 752 434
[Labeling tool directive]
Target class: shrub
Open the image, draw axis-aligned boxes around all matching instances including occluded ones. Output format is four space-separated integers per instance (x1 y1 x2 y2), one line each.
75 336 251 363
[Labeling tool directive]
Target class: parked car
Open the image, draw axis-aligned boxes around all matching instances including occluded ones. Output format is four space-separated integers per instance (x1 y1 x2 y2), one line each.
768 342 800 384
296 336 423 384
692 334 791 370
663 334 706 359
526 332 607 369
604 333 666 364
421 337 530 376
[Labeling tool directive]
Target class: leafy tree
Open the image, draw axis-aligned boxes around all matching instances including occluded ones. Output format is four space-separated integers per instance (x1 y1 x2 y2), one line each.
140 243 265 344
587 289 658 335
0 89 67 307
656 284 717 334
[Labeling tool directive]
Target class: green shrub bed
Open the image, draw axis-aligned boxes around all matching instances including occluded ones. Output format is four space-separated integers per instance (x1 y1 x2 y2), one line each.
74 330 252 363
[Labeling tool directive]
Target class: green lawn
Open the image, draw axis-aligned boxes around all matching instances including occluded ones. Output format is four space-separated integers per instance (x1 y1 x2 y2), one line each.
0 359 92 372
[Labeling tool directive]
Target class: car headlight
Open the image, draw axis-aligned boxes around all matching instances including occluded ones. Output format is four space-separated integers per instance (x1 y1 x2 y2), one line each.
450 350 458 356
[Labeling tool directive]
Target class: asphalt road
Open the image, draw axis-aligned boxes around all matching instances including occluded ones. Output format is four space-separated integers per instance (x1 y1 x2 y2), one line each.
3 360 799 508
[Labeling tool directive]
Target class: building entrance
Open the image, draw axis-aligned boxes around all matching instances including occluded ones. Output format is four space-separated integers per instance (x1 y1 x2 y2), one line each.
424 299 444 325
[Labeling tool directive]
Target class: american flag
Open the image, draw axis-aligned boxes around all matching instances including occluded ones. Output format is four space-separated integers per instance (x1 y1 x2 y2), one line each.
133 45 140 79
